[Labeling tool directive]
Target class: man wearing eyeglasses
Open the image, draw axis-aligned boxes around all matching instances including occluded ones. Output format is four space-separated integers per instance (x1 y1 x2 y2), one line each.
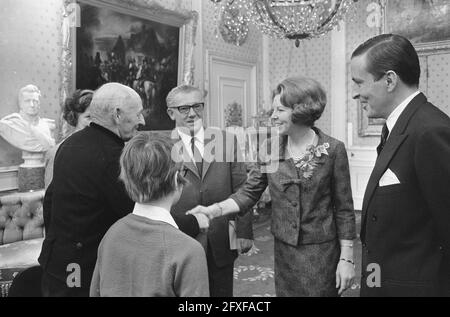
166 85 253 297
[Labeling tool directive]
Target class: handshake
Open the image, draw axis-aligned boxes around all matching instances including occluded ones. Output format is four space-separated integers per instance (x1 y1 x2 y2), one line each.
186 203 253 254
186 203 223 231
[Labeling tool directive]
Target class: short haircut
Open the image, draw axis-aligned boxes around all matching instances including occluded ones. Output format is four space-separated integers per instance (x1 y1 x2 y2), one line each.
63 89 94 127
18 84 41 103
119 133 187 204
166 85 206 108
351 34 420 87
89 82 140 124
272 77 326 127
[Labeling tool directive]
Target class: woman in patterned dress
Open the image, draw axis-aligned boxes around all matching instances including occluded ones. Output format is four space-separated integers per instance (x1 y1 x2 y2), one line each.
188 77 356 296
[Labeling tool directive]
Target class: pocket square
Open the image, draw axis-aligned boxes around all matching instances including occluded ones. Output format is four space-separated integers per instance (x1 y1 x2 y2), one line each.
379 168 401 187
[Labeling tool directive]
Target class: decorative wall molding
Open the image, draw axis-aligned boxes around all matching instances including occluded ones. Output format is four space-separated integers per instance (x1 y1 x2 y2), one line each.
205 50 257 128
347 146 377 210
330 23 347 144
0 166 19 194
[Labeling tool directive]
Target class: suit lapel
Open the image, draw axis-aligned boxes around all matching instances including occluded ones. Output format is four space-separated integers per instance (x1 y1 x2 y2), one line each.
171 130 201 179
201 132 217 180
362 134 408 212
361 93 426 230
201 156 212 180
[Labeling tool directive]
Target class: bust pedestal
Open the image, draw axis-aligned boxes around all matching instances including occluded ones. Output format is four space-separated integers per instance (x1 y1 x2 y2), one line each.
17 151 45 192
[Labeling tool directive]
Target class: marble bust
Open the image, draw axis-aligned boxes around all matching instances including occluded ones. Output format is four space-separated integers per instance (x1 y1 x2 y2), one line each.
0 85 55 152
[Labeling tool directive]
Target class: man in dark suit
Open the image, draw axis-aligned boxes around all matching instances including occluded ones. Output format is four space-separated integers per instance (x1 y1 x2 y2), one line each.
39 83 202 296
166 85 253 297
351 34 450 296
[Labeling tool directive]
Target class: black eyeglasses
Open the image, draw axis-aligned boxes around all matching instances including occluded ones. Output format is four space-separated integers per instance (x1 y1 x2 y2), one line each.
173 103 204 115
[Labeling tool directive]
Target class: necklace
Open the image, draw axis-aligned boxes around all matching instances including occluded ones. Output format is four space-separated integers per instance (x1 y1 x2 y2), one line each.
287 129 316 160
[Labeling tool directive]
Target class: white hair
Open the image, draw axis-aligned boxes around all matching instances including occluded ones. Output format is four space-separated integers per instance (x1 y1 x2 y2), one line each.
166 85 207 108
89 83 140 125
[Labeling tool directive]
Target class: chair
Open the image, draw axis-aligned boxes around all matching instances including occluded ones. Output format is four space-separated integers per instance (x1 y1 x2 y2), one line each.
8 266 43 297
0 190 45 297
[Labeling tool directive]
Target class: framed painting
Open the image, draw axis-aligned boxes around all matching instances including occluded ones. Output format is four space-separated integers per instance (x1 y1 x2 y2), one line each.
382 0 450 54
357 100 385 137
62 0 198 131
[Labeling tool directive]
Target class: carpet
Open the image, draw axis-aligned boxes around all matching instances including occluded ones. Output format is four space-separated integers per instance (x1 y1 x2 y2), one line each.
233 210 362 297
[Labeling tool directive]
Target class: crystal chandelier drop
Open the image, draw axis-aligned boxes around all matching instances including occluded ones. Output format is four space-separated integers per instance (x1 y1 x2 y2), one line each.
214 0 250 46
211 0 357 47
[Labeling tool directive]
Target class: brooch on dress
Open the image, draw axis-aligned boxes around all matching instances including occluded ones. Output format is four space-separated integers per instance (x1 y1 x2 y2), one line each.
293 143 330 179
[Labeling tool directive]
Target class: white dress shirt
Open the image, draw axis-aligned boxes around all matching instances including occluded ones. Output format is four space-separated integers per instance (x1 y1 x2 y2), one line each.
132 203 179 229
385 91 421 139
177 127 205 161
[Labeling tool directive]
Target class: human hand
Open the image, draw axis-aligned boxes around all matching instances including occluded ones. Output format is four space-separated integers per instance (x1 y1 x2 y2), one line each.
186 204 222 220
237 238 253 254
336 260 355 296
192 213 210 231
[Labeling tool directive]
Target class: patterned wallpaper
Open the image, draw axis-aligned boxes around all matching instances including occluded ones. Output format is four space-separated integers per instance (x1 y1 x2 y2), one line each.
268 36 332 135
202 0 264 118
0 0 63 167
0 0 62 120
427 54 450 113
346 0 450 147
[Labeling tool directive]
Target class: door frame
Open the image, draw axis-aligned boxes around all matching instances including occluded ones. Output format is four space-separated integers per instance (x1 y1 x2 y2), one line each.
205 50 257 128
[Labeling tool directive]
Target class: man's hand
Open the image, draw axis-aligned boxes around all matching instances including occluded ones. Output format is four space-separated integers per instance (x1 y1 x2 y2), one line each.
237 238 253 254
192 213 210 231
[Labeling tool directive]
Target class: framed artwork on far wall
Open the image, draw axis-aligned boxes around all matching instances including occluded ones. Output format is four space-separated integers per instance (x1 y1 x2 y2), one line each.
62 0 198 131
382 0 450 55
357 100 385 137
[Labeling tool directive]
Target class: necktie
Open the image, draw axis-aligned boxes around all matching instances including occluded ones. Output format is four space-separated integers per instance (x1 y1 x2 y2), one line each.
377 123 389 156
191 137 203 177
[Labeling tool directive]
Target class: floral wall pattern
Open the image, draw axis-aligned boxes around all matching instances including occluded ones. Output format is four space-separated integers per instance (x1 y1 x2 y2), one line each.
268 36 332 135
0 0 63 167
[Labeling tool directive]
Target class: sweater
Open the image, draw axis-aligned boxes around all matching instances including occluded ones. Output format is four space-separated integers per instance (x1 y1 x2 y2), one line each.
90 214 209 297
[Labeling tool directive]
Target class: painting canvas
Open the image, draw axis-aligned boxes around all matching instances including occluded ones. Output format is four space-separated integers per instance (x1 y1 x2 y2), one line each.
76 1 180 130
383 0 450 53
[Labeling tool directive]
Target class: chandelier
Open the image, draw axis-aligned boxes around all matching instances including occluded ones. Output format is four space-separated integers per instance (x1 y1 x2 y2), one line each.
214 0 250 46
211 0 357 47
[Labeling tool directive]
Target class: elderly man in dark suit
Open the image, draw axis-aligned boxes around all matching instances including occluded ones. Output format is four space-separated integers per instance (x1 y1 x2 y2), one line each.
351 34 450 297
166 85 253 297
39 83 201 297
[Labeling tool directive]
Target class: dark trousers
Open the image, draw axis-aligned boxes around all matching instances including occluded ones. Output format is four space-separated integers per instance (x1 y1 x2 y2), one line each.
41 271 89 297
206 243 234 297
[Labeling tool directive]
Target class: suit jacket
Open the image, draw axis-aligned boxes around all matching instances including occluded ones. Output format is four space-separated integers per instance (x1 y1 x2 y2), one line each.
231 128 356 246
169 128 253 268
39 124 199 289
360 93 450 297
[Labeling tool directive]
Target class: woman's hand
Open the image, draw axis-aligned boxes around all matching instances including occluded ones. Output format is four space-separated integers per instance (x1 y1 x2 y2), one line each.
186 204 222 220
336 260 355 296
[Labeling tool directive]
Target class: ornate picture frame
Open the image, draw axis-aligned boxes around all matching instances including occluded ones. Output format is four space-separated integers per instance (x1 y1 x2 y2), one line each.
357 100 385 137
381 0 450 55
61 0 198 131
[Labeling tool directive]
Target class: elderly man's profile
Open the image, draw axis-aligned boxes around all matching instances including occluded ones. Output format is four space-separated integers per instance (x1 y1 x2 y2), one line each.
0 84 55 152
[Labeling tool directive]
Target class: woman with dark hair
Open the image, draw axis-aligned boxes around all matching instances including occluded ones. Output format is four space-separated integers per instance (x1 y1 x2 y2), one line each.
188 77 356 297
62 89 93 130
90 133 209 297
44 89 93 188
